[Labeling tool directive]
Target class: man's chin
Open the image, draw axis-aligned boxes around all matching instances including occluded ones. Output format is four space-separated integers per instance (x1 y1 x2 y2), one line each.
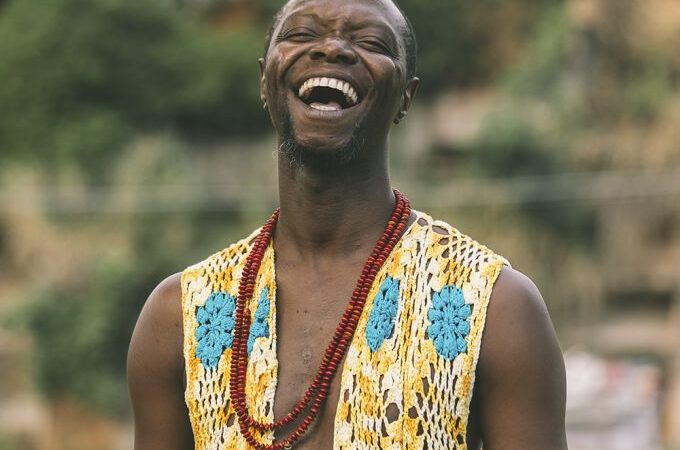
294 133 354 152
279 134 363 169
277 104 367 168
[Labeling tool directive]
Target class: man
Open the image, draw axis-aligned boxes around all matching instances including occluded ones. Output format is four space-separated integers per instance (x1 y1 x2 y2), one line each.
127 0 567 449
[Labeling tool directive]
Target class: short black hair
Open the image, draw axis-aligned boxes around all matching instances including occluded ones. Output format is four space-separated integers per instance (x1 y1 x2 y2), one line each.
263 0 418 79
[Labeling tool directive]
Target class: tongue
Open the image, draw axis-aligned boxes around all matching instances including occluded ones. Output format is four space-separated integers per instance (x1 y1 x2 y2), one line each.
310 101 342 111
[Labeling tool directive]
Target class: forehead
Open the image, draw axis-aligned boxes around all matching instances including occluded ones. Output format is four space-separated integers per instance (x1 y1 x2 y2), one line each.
277 0 407 36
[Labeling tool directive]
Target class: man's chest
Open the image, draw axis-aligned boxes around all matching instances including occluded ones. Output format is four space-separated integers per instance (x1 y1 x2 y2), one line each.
270 268 359 448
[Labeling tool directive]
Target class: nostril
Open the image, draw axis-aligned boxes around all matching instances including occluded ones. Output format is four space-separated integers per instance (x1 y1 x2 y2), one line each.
311 50 326 60
330 46 358 65
336 52 357 65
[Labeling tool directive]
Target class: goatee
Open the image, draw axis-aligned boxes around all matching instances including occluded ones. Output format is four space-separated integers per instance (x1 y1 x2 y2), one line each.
277 108 365 170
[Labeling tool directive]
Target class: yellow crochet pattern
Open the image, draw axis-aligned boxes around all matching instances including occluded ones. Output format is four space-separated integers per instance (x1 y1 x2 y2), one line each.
181 211 509 449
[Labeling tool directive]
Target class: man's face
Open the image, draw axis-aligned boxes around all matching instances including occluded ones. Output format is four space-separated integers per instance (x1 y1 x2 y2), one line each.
261 0 416 161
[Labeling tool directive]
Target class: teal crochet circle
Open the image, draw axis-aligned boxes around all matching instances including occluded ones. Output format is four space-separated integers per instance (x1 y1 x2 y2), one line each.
365 276 400 352
426 285 471 360
195 292 236 368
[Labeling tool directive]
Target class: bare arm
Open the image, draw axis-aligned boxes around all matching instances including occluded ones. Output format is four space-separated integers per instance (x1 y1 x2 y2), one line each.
127 273 195 450
476 267 567 449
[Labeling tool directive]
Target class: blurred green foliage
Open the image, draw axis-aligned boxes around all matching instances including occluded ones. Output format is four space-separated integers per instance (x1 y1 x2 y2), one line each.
21 256 165 415
397 0 562 96
0 0 266 177
0 0 565 177
622 54 676 121
471 114 561 177
466 7 597 244
468 113 596 243
16 211 197 415
503 6 571 100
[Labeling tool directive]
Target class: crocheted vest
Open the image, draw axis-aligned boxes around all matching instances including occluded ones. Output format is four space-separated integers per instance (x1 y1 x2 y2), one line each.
181 211 509 449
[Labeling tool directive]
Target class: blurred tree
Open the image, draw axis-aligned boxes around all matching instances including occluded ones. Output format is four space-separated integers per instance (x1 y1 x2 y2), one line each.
17 217 193 416
460 6 597 244
467 113 596 245
503 6 571 100
396 0 562 95
21 259 151 416
0 0 572 180
471 114 561 177
0 0 266 179
574 0 677 122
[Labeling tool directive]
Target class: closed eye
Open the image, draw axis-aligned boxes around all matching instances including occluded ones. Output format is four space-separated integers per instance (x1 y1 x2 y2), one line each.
358 40 388 52
278 28 319 43
355 36 396 57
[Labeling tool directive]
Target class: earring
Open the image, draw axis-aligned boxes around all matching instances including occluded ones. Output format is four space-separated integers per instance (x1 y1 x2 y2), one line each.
263 102 268 112
394 111 407 124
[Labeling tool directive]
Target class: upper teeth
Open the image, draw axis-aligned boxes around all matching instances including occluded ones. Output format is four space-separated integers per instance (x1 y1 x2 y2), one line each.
298 77 359 106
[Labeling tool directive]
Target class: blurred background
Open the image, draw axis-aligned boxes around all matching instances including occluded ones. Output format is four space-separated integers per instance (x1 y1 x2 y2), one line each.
0 0 678 449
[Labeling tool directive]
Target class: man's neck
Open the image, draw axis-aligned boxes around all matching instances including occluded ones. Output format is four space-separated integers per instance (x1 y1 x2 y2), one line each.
275 147 394 262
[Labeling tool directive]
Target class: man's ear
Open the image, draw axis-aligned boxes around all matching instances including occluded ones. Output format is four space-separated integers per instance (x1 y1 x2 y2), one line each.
394 77 420 124
258 58 268 108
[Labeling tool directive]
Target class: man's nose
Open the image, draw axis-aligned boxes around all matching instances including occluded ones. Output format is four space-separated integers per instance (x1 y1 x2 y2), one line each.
309 37 358 65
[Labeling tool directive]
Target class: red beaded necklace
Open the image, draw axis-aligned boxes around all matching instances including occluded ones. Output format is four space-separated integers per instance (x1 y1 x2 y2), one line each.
229 189 411 450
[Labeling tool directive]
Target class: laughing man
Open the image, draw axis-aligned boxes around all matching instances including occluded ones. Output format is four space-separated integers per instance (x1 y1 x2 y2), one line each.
128 1 568 449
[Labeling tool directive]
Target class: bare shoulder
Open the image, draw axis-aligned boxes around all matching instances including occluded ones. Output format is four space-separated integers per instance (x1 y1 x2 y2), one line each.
475 266 567 450
139 272 184 337
484 266 555 353
127 272 184 378
127 272 194 449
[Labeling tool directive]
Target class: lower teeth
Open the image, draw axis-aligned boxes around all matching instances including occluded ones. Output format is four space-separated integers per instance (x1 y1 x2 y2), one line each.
310 101 342 111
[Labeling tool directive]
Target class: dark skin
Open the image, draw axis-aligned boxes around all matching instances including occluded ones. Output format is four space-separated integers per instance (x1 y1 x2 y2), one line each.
127 0 568 449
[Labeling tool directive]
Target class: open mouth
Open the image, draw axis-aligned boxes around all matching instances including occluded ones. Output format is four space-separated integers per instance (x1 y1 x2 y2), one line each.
297 77 360 112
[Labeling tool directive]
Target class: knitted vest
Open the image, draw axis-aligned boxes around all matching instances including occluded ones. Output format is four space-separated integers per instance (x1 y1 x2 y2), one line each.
181 210 508 449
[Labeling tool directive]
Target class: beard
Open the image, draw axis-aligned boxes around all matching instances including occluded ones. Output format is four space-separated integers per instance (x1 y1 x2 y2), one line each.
277 106 365 170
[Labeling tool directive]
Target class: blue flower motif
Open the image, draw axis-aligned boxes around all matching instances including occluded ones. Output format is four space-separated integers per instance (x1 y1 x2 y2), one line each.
247 287 270 355
426 285 471 360
365 276 400 352
195 292 236 368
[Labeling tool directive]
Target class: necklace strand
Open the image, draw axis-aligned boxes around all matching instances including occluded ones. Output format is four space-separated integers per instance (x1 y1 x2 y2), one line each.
230 189 411 449
241 191 408 430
